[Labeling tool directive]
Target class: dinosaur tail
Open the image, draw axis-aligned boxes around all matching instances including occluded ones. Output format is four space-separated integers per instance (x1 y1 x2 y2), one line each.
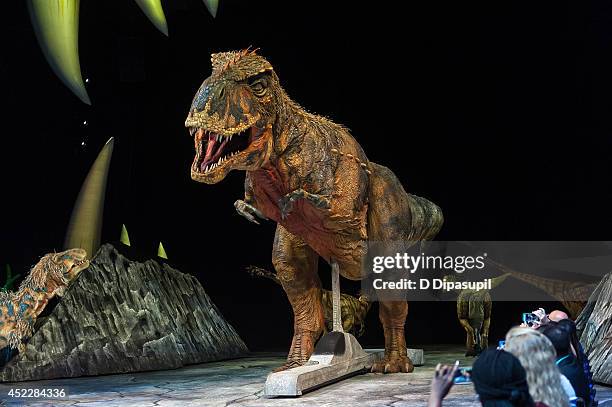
406 194 444 241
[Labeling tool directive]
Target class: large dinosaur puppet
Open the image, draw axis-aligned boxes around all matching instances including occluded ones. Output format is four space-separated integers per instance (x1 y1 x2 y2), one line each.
185 50 443 373
0 248 88 358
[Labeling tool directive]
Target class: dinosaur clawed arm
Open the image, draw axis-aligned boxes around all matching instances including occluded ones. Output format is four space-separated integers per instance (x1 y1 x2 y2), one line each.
234 200 268 225
278 189 331 220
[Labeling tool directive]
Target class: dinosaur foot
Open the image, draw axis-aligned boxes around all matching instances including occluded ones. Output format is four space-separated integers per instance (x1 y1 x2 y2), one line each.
372 327 414 373
278 189 331 220
465 344 482 357
371 355 414 374
272 329 319 372
272 359 305 373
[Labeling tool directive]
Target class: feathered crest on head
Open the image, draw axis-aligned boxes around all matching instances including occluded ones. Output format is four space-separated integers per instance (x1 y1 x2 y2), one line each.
18 254 67 293
210 47 273 81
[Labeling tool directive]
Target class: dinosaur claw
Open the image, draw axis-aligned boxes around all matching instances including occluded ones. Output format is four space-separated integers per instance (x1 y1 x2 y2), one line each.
246 215 260 225
278 189 331 219
371 355 414 374
278 196 294 220
252 207 267 220
235 200 266 225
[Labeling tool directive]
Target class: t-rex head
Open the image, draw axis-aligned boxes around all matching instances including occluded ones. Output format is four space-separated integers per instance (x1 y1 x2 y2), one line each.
185 49 278 183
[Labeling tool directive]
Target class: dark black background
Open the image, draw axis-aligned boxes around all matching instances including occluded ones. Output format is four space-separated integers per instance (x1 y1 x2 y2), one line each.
1 0 611 351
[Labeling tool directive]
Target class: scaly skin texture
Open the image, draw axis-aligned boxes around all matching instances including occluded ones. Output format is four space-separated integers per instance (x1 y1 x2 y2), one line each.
0 249 88 356
185 50 443 373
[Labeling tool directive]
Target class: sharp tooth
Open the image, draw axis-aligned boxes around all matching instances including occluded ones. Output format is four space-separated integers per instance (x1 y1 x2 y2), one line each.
229 135 233 142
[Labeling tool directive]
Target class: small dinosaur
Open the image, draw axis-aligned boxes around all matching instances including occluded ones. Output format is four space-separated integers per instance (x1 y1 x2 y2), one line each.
0 248 88 359
246 266 371 337
444 273 510 356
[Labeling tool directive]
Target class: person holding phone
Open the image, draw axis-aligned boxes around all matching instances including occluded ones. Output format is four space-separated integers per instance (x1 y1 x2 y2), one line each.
427 349 537 406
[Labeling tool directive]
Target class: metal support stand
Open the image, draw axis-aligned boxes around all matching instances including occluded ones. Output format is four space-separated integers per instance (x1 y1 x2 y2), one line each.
264 261 383 397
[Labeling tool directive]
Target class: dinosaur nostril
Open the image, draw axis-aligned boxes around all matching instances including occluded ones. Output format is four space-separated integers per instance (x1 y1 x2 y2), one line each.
219 87 225 98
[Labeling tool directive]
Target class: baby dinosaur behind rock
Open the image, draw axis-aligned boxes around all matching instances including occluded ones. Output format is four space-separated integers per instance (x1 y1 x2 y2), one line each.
0 248 88 362
246 266 371 337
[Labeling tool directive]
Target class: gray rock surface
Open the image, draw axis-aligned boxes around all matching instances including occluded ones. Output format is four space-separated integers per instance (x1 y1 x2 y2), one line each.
0 244 248 382
576 271 612 385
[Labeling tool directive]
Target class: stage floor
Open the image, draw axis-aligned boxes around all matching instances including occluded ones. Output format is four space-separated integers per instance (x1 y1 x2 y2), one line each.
0 345 609 406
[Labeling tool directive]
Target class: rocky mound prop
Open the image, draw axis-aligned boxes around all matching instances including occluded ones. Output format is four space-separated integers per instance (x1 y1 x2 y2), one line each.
576 271 612 385
0 244 248 382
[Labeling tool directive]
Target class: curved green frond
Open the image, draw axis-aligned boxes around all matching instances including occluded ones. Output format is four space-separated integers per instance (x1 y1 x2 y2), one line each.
133 0 169 36
27 0 90 104
203 0 218 17
64 138 115 257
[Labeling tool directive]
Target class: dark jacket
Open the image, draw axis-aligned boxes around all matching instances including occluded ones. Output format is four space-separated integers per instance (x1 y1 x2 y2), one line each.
577 342 597 406
557 354 590 406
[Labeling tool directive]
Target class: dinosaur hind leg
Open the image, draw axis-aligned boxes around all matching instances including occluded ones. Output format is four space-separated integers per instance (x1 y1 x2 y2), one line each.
481 298 492 351
371 300 414 373
366 163 443 374
272 225 324 372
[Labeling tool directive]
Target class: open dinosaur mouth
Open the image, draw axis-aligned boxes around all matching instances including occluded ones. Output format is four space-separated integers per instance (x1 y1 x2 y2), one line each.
70 258 89 270
73 259 87 267
191 127 253 174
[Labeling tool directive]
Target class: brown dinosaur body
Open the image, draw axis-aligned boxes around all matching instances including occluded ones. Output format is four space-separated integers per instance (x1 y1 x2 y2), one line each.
185 50 443 373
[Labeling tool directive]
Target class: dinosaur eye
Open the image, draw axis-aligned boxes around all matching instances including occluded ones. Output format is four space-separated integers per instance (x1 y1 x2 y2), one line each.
249 80 267 97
